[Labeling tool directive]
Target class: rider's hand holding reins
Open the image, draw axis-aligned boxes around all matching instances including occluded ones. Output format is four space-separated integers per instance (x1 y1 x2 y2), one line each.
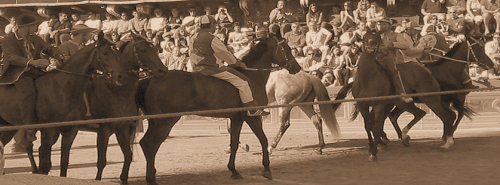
29 59 50 68
230 61 247 70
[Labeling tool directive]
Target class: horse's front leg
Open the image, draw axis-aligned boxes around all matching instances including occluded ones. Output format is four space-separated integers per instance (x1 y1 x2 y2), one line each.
60 127 78 177
245 116 272 180
38 129 60 174
96 125 112 181
114 123 136 184
228 116 244 179
269 106 292 154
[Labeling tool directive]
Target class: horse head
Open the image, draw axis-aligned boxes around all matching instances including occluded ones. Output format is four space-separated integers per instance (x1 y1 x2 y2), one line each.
362 30 382 54
120 33 168 77
241 36 301 74
58 31 128 86
466 35 494 69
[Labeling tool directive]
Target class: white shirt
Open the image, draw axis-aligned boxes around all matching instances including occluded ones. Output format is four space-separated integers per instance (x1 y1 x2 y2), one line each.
85 19 102 30
38 21 52 35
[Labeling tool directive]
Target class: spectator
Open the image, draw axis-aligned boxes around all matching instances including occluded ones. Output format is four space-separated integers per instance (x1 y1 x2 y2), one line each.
177 37 189 54
421 15 440 35
465 0 483 36
71 13 84 26
51 12 72 46
227 23 249 53
204 6 214 17
269 0 293 37
116 12 131 39
160 33 175 54
324 44 342 67
215 4 234 31
183 7 200 34
4 17 16 35
214 24 227 44
85 11 102 30
173 27 189 47
354 1 369 24
129 10 148 36
421 0 447 24
366 2 387 29
37 15 57 43
321 69 335 86
300 47 322 71
162 46 188 70
147 8 168 38
306 3 323 28
485 32 500 72
283 22 306 56
168 8 184 30
445 7 466 37
340 1 356 32
102 13 117 38
328 4 343 39
445 0 466 15
481 0 500 36
304 22 332 63
311 70 324 80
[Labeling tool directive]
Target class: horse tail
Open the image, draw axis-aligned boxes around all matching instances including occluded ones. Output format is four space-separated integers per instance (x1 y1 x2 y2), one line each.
310 76 341 139
350 106 360 122
331 82 353 111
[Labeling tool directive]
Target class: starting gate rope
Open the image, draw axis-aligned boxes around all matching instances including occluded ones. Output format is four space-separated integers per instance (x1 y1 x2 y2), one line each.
1 86 500 132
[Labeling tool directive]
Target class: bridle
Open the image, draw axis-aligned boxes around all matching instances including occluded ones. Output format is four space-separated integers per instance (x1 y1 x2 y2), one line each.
130 39 153 78
53 43 113 78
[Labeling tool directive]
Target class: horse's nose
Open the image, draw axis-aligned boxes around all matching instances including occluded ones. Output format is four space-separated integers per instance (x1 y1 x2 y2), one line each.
115 73 128 86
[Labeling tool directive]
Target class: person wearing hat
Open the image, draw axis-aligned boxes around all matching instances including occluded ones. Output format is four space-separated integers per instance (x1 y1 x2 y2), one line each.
189 15 269 116
57 24 97 62
1 14 64 150
376 17 417 103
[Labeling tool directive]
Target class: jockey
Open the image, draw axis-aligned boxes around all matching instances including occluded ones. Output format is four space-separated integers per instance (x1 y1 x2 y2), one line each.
1 15 63 143
189 15 270 116
57 24 97 62
375 17 414 103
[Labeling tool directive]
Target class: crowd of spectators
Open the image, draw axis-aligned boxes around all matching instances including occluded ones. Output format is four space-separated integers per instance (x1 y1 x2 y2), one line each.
4 0 500 86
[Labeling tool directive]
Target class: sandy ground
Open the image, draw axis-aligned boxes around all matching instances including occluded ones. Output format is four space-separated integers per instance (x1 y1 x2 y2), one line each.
1 115 500 185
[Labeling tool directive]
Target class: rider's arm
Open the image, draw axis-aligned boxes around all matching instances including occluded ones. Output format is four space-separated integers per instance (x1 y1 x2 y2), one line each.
392 33 412 50
212 37 238 65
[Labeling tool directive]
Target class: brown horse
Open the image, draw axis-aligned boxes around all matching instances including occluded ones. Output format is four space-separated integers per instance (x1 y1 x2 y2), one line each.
333 31 456 161
386 36 494 145
0 32 128 174
266 70 340 155
136 36 301 184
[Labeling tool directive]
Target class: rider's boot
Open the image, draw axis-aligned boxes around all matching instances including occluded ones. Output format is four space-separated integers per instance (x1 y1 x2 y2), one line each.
244 101 270 117
16 76 38 142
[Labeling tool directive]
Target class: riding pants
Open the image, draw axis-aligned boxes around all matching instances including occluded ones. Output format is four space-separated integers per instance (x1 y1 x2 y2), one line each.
210 66 256 106
376 54 408 95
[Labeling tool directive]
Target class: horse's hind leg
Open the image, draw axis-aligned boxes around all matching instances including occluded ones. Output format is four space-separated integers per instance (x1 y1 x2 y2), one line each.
388 106 405 139
424 99 456 149
96 125 113 181
395 103 427 147
245 116 272 180
269 106 292 154
298 104 325 155
227 116 244 179
114 123 136 183
60 127 79 177
358 104 377 161
140 117 179 185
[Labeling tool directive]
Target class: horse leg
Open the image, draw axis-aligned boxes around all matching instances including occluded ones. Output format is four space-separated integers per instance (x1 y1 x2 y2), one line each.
424 99 456 149
114 123 136 184
228 116 244 179
38 129 60 175
370 105 390 160
268 106 292 154
378 105 394 146
452 94 467 135
140 117 179 185
59 127 78 177
298 105 325 155
358 104 377 161
395 103 427 147
96 125 112 181
245 116 272 180
388 106 405 139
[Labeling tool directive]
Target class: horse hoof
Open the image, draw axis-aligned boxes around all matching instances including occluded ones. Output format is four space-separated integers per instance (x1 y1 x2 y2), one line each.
402 136 410 147
262 170 273 180
440 145 450 150
316 149 323 155
240 144 250 152
368 155 377 162
231 173 244 179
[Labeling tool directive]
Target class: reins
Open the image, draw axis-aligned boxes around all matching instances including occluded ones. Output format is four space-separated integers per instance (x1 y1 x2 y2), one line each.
52 44 113 78
426 37 481 64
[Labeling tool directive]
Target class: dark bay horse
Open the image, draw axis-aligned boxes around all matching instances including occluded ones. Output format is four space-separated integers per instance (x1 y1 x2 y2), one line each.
387 36 494 145
266 70 340 155
34 34 167 183
0 32 128 174
333 31 456 161
137 36 301 184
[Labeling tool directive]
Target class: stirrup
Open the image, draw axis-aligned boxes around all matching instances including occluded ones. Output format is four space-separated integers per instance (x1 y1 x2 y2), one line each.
401 96 413 103
247 109 270 117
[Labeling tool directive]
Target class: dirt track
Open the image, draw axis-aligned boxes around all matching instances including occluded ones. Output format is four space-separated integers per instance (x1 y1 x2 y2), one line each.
2 118 500 185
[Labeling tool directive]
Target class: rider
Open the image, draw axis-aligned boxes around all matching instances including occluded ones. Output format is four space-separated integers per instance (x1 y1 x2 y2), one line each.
57 24 97 62
189 15 269 116
1 15 63 146
375 17 414 103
